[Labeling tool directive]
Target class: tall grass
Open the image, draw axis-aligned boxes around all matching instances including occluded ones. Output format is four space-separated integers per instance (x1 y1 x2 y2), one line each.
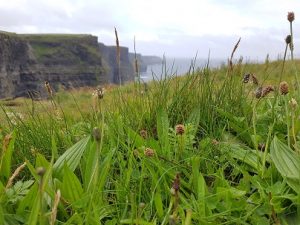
0 55 299 224
1 13 300 223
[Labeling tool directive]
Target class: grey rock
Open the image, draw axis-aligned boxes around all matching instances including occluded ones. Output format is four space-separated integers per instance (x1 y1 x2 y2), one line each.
0 31 136 99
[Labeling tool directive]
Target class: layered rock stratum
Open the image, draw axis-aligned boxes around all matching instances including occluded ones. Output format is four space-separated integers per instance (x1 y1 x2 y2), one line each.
0 31 161 98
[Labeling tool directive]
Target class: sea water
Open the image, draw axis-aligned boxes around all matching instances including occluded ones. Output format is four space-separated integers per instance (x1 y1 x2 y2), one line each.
139 57 226 82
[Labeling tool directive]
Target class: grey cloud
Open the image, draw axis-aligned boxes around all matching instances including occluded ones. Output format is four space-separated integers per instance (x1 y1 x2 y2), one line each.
125 31 292 60
0 0 125 33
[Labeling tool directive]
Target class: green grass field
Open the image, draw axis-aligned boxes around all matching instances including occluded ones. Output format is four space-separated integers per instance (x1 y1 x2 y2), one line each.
0 54 300 224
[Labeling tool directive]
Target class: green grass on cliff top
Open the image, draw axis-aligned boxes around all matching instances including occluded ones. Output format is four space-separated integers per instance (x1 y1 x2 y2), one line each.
0 58 300 224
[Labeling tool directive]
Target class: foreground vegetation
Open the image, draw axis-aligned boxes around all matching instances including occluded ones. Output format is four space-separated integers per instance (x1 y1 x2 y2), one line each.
0 13 299 224
0 54 300 224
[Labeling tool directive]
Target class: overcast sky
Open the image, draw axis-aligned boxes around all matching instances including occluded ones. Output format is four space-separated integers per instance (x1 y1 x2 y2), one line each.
0 0 299 60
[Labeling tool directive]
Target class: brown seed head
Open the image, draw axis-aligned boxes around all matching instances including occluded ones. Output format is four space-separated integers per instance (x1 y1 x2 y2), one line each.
2 133 13 152
288 12 295 22
212 139 219 145
139 202 146 209
50 189 61 225
255 87 263 98
92 87 104 99
45 81 53 97
172 173 180 191
285 35 292 45
139 129 148 139
242 73 251 83
175 124 185 135
261 85 274 97
258 143 266 151
5 162 27 189
280 81 289 95
36 167 46 177
144 148 155 157
169 215 178 225
93 127 101 142
251 74 259 85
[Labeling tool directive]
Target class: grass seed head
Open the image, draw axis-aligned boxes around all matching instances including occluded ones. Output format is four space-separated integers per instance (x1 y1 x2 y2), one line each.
92 87 104 100
288 12 295 22
255 87 263 98
139 202 146 209
289 98 298 110
212 139 219 145
50 189 61 225
2 133 13 152
93 127 101 142
251 74 259 85
36 167 46 177
172 173 180 193
5 162 27 189
258 143 266 151
45 81 53 97
242 73 251 83
280 81 289 95
144 148 155 157
139 129 148 139
175 124 185 135
262 85 274 97
285 35 292 44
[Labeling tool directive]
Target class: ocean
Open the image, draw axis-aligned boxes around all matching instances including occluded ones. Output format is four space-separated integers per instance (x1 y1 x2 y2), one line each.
139 57 226 82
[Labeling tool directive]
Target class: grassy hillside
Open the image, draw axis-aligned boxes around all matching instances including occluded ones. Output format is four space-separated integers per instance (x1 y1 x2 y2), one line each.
0 57 300 224
19 34 102 64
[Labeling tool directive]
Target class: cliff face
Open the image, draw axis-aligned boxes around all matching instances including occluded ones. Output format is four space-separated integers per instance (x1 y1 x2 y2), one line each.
0 32 135 98
0 32 34 98
99 43 134 83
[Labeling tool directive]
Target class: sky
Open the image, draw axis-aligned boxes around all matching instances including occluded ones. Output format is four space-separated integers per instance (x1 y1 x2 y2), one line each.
0 0 299 60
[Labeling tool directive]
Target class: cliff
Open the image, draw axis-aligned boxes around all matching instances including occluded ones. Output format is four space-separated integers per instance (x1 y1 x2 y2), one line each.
0 31 135 98
129 53 162 73
99 43 134 83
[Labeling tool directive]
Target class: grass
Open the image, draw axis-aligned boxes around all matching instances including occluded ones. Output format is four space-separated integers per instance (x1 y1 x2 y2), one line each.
1 13 300 223
0 56 300 224
18 33 102 65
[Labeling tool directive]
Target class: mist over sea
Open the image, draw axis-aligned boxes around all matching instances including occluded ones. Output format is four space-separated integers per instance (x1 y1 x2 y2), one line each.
140 57 226 82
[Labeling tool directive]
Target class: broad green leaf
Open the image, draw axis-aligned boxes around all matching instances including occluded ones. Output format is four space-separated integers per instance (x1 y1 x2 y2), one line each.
17 183 39 216
223 143 263 171
97 148 115 195
25 159 40 181
270 136 300 193
53 136 90 177
270 137 300 179
84 142 98 191
35 153 50 168
156 107 170 156
61 164 83 203
217 108 252 145
0 131 16 181
192 156 206 216
27 184 41 225
154 192 163 218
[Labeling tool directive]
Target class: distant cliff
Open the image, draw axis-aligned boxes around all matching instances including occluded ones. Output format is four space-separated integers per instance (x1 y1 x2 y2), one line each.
99 43 134 83
0 31 159 99
129 53 162 73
